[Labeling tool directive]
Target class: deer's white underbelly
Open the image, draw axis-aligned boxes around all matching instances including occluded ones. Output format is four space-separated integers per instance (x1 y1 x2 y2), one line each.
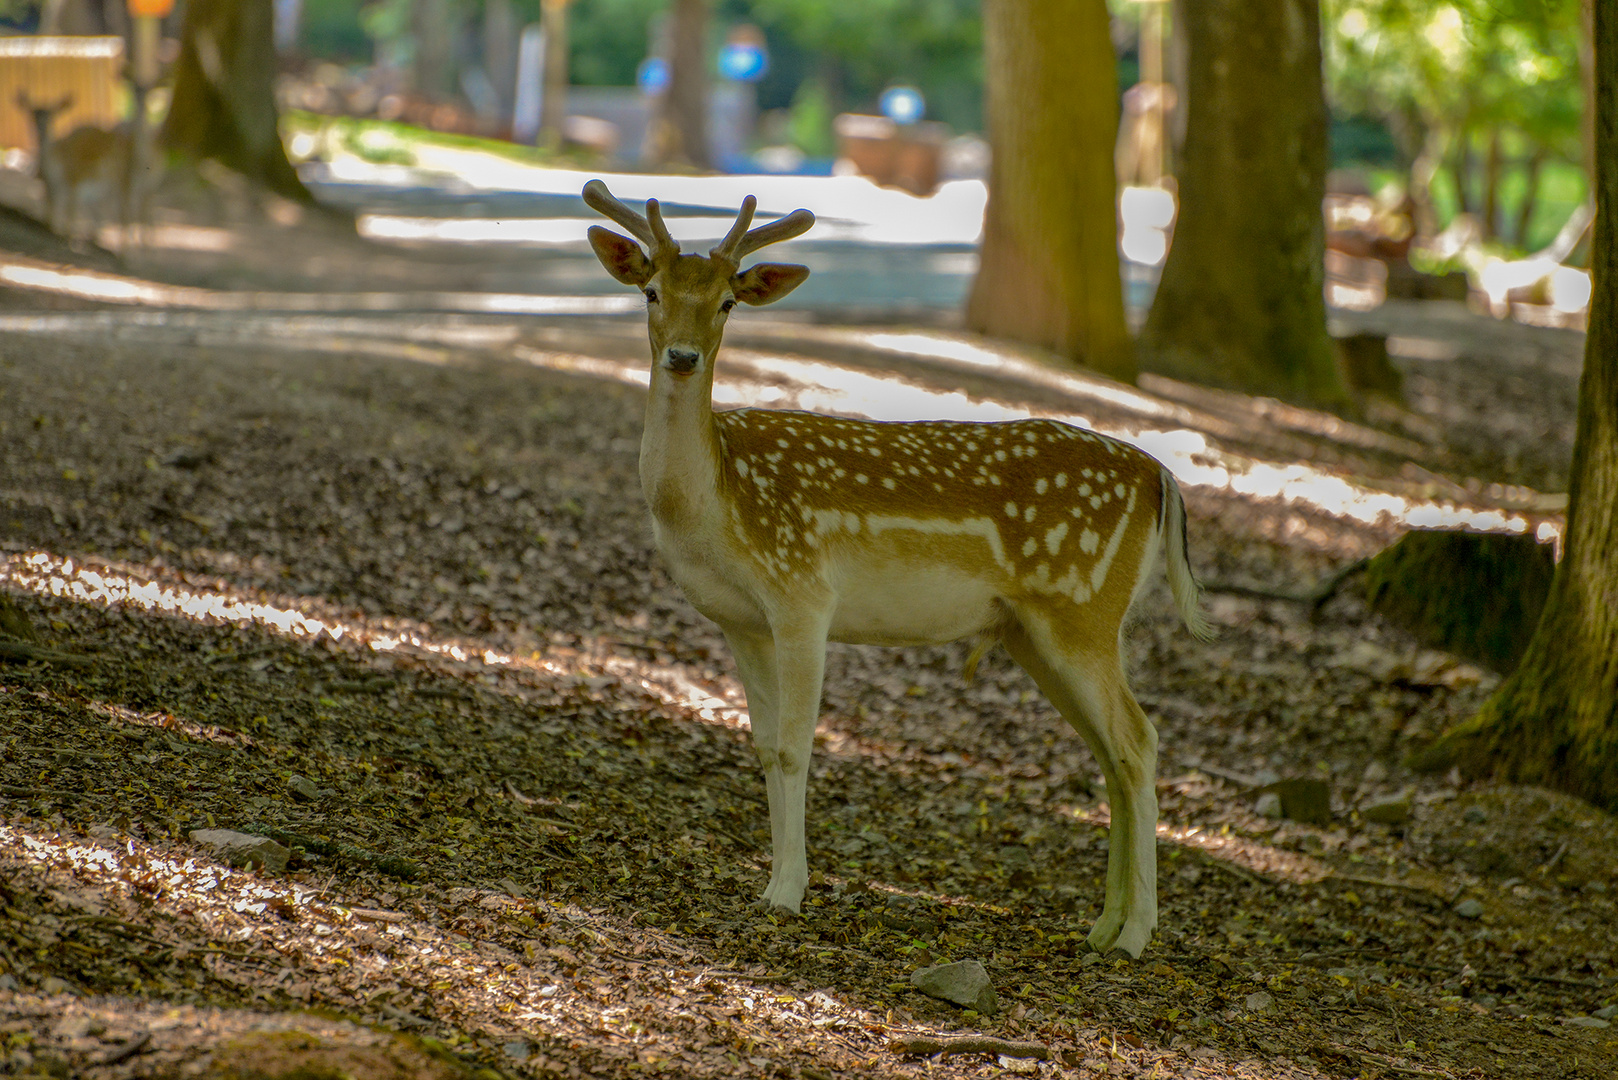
825 562 999 646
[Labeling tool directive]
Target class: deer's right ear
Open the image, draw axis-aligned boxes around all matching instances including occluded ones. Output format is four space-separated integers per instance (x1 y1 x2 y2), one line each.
588 226 652 286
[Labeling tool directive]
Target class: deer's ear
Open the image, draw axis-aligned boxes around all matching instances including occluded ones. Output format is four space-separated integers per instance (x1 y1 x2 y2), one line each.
588 226 652 286
733 263 810 306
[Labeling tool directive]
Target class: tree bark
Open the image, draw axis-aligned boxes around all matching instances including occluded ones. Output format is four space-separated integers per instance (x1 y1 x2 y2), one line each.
1411 0 1618 812
1137 0 1343 407
411 0 456 101
651 0 711 169
1514 146 1546 248
162 0 314 205
965 0 1135 383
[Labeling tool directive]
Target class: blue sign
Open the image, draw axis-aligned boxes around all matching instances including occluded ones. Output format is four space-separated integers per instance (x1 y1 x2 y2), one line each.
718 42 768 82
637 57 670 95
880 85 925 124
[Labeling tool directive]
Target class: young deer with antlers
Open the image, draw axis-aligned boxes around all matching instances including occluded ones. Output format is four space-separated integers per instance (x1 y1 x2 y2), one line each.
584 179 1211 958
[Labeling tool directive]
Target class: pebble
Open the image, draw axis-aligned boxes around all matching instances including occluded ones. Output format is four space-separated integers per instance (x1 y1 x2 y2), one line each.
1245 991 1273 1012
189 828 292 873
1454 899 1484 918
1592 1004 1617 1020
1462 806 1489 824
1254 792 1283 819
911 960 998 1014
287 774 321 801
1563 1016 1610 1029
1362 794 1412 825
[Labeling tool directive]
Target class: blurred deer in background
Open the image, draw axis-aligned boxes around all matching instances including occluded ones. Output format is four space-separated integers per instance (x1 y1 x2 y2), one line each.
583 179 1213 959
17 90 157 246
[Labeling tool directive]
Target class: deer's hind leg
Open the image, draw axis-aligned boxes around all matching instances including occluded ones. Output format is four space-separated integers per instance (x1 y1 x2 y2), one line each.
1002 606 1159 959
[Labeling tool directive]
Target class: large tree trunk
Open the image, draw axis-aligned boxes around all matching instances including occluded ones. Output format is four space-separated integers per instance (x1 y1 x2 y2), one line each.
650 0 710 169
1137 0 1344 407
965 0 1135 383
1411 1 1618 811
162 0 313 205
538 0 571 148
411 0 456 101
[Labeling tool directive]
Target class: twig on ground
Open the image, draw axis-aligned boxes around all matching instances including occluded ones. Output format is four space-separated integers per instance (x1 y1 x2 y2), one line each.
0 640 94 667
890 1035 1049 1060
241 821 419 880
96 1031 151 1066
1202 558 1369 613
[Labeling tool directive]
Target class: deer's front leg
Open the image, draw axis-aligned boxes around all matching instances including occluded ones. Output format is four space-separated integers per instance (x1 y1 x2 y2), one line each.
724 630 787 898
753 617 829 914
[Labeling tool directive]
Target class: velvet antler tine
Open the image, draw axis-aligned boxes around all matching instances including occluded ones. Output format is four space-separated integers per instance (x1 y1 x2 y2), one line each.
645 198 679 257
582 179 655 246
711 195 757 262
737 208 816 257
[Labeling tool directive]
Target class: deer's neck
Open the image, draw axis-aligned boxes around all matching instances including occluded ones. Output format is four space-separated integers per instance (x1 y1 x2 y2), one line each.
640 364 724 532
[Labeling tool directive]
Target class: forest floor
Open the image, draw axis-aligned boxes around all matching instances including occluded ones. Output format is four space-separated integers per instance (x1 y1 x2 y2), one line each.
0 188 1614 1080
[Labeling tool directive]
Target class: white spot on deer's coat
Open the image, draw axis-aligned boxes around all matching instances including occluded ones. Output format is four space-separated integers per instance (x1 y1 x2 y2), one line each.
1055 473 1068 488
1023 505 1036 523
1022 537 1038 557
1005 502 1017 517
736 459 749 478
1035 478 1048 494
1079 528 1100 554
1044 522 1068 555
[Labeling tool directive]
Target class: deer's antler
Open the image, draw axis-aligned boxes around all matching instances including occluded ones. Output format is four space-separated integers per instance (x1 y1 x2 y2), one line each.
582 179 680 257
711 196 815 263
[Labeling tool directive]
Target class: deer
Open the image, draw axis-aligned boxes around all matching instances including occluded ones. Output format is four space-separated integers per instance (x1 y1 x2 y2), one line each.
583 179 1213 959
16 92 150 245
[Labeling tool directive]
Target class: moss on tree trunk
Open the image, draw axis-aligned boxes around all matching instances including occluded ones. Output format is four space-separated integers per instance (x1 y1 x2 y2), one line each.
1138 0 1345 408
965 0 1136 383
1363 530 1555 675
1412 3 1618 811
162 0 314 206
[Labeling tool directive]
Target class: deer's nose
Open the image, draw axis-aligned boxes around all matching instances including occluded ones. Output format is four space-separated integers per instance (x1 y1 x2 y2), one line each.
664 347 701 375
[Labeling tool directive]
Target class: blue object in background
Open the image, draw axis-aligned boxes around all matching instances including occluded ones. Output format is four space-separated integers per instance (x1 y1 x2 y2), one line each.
636 57 670 95
879 86 926 124
718 41 768 82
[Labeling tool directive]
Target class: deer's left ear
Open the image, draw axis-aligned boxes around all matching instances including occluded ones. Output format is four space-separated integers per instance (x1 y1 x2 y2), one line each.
733 263 810 306
588 226 653 286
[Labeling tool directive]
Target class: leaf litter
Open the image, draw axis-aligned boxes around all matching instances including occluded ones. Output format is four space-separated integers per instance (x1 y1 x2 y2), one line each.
0 285 1613 1079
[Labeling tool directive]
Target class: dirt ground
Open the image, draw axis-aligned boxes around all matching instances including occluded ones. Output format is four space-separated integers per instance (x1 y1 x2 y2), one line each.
0 190 1614 1080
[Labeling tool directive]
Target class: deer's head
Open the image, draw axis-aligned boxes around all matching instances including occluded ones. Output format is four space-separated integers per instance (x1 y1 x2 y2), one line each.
584 180 814 379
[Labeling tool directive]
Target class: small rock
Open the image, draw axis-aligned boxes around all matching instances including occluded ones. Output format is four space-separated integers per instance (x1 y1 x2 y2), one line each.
911 960 998 1014
38 975 73 995
0 973 17 992
287 774 321 801
1462 806 1489 825
1254 792 1283 819
1454 898 1484 919
502 1040 531 1060
1245 991 1273 1012
1362 795 1413 825
189 828 292 873
1593 1004 1617 1021
1563 1016 1610 1029
1362 761 1389 783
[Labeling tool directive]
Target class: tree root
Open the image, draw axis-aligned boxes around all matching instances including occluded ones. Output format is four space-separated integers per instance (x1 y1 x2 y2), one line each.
890 1035 1049 1059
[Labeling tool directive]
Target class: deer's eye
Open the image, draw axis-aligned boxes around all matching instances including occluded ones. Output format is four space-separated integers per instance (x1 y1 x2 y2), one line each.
720 298 737 314
644 288 659 304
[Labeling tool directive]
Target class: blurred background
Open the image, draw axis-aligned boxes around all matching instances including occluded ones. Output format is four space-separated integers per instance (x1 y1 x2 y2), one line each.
0 1 1594 344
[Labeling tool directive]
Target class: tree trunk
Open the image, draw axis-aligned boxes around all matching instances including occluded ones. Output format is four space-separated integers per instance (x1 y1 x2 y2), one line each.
162 0 314 206
651 0 710 169
965 0 1135 383
1481 130 1502 242
411 0 456 101
483 0 518 120
538 0 571 148
1137 0 1343 407
1514 146 1546 248
1411 1 1618 812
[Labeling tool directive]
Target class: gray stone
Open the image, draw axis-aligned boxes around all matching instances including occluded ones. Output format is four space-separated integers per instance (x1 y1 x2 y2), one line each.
1362 794 1413 825
1462 805 1489 824
1593 1004 1617 1021
911 960 998 1014
189 829 291 873
503 1040 532 1060
1454 898 1484 918
1254 792 1283 819
287 774 321 801
1245 991 1274 1012
1564 1016 1610 1029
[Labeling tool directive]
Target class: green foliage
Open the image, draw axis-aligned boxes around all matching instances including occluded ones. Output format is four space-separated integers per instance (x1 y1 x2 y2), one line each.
786 78 834 158
1323 0 1585 159
745 0 983 131
569 0 664 88
300 0 376 59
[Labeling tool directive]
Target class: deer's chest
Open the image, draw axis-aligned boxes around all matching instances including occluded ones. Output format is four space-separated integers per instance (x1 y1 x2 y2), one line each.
651 516 772 633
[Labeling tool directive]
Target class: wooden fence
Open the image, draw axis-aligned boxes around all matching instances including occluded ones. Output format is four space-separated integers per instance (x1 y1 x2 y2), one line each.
0 36 125 152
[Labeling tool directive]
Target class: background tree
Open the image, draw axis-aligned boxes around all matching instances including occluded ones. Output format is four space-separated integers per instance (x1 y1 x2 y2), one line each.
1138 0 1344 406
964 0 1134 383
1324 0 1585 248
1412 0 1618 810
164 0 314 205
647 0 711 168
